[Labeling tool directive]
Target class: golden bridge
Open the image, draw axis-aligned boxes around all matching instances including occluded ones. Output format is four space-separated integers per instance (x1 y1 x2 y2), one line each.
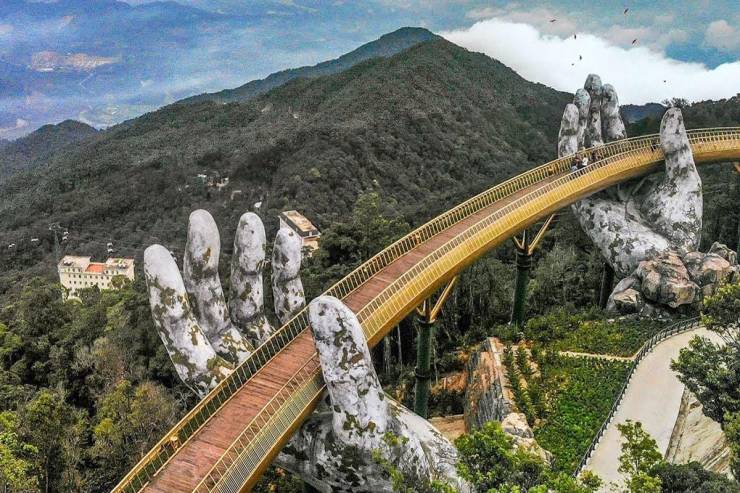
113 128 740 493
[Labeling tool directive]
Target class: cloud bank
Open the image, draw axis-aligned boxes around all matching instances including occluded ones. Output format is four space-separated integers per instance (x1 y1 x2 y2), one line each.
442 18 740 104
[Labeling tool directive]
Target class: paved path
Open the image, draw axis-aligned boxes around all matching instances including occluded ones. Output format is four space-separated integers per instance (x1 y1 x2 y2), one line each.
585 327 721 491
558 351 634 362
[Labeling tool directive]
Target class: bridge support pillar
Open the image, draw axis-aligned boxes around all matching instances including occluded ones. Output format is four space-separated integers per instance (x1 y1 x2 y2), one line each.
510 214 556 328
413 317 435 419
413 277 458 419
598 262 615 309
511 233 532 328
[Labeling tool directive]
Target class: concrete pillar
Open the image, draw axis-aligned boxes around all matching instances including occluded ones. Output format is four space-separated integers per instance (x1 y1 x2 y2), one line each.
510 238 532 327
598 262 615 309
414 317 435 418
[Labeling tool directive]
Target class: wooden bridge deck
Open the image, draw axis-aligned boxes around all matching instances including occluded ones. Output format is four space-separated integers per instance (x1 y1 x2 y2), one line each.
143 177 555 492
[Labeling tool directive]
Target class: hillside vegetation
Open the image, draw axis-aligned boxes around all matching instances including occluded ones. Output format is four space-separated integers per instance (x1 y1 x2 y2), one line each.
0 120 98 179
0 37 571 301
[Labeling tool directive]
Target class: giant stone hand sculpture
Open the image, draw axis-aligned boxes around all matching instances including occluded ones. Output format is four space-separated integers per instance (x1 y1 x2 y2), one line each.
558 75 738 315
144 210 468 492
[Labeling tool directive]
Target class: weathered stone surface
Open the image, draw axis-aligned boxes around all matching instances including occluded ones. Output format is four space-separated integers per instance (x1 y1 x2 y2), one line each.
558 103 580 158
501 412 553 465
144 244 233 397
683 252 733 289
666 389 732 477
584 73 604 147
464 337 513 430
183 210 253 364
635 252 699 308
272 227 306 324
574 88 591 149
709 241 738 265
640 108 702 254
501 412 533 439
601 84 626 142
146 214 469 491
276 296 469 492
229 212 272 344
557 74 736 315
462 338 552 465
608 286 644 314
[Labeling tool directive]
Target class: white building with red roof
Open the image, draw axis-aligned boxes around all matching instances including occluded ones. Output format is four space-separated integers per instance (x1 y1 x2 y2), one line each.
58 255 135 299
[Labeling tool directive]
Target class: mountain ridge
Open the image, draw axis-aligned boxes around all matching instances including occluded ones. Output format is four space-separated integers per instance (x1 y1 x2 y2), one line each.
180 27 440 105
0 120 98 180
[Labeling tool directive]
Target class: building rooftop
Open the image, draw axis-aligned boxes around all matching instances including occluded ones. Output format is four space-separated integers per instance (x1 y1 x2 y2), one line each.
279 210 320 237
59 255 134 271
86 263 105 273
59 255 92 269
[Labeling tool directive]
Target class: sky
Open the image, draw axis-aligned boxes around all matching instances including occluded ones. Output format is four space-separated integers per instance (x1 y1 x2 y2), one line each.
0 0 737 138
103 0 740 104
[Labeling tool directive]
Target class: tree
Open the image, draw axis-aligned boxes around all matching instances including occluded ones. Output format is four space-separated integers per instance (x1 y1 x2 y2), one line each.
454 421 599 493
672 281 740 425
19 389 77 493
616 421 663 493
89 380 179 490
652 461 740 492
0 411 38 492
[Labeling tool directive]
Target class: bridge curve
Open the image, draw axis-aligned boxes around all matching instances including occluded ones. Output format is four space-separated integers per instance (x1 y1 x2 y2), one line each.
113 128 740 493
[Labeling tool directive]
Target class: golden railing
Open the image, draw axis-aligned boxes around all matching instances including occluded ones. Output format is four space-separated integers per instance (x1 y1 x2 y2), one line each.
112 127 740 493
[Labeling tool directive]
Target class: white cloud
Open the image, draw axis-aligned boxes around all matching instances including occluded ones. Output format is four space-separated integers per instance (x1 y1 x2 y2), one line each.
442 18 740 104
704 20 739 52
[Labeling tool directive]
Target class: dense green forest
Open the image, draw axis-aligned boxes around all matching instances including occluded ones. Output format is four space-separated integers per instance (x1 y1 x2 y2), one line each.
0 35 738 491
0 120 97 180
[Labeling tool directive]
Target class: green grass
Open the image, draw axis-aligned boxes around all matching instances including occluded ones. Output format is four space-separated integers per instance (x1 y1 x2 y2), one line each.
511 352 630 473
523 310 668 357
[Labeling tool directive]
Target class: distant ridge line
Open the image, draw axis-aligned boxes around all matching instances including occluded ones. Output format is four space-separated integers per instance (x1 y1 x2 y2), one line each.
179 27 439 105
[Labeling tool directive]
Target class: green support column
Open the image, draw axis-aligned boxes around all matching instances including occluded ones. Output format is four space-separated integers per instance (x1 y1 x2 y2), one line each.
414 317 435 419
510 235 532 327
598 262 615 309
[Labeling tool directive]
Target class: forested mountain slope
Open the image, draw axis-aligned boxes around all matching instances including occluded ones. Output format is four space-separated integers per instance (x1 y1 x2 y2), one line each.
0 120 98 179
0 37 572 299
180 27 439 104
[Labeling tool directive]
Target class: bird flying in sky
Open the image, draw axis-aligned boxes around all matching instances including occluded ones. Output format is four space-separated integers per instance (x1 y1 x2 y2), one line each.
624 8 630 14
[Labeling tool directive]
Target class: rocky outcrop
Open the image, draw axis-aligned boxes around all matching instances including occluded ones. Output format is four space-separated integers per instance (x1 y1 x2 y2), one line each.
666 389 732 477
464 337 513 430
607 246 737 316
558 74 738 316
501 412 553 464
463 338 552 464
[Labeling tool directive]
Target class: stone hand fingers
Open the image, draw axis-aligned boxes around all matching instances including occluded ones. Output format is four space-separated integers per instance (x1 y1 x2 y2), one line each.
184 210 253 364
308 296 388 445
144 244 232 397
272 227 306 325
229 212 273 345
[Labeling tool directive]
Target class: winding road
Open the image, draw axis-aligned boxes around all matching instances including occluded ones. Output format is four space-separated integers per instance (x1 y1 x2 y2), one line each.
585 327 722 491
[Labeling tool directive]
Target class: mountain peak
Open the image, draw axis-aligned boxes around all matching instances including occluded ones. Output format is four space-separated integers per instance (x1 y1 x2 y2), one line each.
180 26 439 105
0 120 98 179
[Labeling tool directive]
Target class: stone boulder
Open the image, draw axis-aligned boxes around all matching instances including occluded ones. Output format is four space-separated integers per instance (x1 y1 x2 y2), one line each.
683 251 733 297
709 241 738 265
607 276 643 314
501 412 553 464
666 389 732 477
635 251 699 308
